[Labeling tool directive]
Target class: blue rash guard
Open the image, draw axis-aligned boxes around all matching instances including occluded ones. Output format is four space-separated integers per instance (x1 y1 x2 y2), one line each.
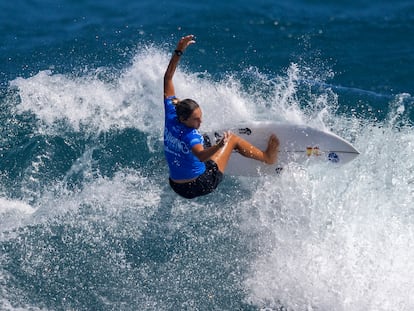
164 96 206 180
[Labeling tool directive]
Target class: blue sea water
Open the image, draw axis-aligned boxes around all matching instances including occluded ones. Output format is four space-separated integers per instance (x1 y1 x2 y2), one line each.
1 0 414 310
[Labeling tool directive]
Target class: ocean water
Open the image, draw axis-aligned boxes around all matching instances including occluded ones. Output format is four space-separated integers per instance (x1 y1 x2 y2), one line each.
1 0 414 310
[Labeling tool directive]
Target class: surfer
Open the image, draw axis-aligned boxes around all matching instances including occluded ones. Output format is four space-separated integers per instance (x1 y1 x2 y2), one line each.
164 34 279 199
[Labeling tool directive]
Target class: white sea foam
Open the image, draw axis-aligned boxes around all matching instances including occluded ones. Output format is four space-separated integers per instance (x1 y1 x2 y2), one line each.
241 108 414 310
5 46 414 310
10 46 326 138
0 198 35 234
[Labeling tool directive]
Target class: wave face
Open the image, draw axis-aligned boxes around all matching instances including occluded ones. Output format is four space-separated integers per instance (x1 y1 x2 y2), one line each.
1 1 414 310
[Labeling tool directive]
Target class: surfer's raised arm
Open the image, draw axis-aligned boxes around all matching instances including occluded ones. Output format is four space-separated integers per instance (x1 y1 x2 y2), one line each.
163 35 196 99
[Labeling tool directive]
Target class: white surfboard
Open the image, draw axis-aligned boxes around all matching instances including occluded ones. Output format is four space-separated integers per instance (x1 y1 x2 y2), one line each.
203 121 360 176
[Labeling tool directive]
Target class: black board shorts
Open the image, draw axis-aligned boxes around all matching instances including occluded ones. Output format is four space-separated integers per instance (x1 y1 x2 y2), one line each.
169 160 224 199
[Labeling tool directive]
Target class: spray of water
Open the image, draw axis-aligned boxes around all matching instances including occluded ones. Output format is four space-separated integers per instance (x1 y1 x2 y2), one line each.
2 45 414 310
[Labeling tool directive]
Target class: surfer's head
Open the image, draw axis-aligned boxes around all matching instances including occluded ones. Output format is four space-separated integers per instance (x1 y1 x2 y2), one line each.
176 98 202 129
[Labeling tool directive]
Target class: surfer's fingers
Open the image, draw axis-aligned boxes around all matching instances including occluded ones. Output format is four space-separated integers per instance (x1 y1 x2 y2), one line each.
177 35 196 50
217 131 230 146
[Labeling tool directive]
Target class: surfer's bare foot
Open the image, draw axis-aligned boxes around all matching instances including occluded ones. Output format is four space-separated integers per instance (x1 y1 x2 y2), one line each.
263 134 279 164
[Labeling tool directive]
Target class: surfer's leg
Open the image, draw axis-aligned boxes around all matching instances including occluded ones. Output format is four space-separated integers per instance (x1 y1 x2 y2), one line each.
211 133 279 173
234 134 279 164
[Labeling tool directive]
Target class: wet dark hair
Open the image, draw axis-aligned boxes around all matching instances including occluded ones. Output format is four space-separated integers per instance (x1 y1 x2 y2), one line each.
176 98 199 122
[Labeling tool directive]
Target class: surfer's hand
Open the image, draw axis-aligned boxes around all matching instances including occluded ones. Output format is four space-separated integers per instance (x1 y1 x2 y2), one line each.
217 131 230 148
176 35 196 52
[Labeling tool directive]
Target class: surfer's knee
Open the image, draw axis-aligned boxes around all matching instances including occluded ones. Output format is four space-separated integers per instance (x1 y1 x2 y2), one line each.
223 132 240 148
263 134 279 164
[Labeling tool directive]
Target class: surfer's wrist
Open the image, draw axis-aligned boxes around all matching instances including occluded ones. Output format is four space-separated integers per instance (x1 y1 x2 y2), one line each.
174 49 183 57
216 138 225 148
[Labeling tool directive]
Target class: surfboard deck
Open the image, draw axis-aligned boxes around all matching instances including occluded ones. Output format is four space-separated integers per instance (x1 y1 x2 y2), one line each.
203 121 360 176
